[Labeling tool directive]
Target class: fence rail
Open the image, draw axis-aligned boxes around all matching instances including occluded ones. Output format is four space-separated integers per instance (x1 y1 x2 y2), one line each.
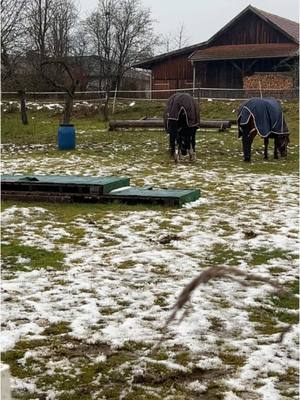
1 87 298 102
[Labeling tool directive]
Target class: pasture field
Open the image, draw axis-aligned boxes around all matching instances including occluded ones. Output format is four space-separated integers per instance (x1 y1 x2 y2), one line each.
1 99 299 399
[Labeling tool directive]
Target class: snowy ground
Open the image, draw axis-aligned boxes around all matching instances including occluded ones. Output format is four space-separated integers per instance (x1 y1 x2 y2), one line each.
1 130 299 400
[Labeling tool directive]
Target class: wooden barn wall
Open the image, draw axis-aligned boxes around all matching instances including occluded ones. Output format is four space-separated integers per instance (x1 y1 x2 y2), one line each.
151 54 194 97
195 58 289 88
211 13 293 45
152 54 193 80
196 61 242 88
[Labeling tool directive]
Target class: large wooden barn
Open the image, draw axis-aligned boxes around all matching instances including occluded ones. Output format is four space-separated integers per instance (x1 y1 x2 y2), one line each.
133 5 299 98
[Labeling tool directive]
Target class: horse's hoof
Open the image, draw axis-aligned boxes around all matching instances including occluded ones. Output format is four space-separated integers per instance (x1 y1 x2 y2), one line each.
244 158 251 162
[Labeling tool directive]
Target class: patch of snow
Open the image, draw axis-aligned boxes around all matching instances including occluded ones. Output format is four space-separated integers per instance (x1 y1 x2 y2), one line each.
94 354 107 363
195 356 223 370
182 197 209 208
257 379 281 400
11 377 37 393
16 256 31 264
224 392 241 400
144 357 188 372
0 323 44 352
187 380 207 393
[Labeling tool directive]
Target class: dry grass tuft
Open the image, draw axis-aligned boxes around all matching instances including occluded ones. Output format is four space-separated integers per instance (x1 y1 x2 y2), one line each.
154 266 290 349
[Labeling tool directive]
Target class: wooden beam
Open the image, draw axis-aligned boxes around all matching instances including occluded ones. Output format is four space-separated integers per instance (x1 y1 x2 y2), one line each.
245 59 258 73
109 119 232 131
230 60 243 73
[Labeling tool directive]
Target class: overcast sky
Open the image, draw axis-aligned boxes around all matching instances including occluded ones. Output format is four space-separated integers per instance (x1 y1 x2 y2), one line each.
78 0 299 45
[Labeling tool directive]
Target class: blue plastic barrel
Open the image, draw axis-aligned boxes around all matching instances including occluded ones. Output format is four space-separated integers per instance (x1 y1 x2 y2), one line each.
57 124 76 150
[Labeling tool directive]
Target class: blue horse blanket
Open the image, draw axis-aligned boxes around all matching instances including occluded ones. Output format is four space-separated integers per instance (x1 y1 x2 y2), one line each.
237 98 289 138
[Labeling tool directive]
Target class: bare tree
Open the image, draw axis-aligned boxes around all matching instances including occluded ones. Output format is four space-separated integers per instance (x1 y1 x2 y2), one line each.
1 0 29 123
157 23 191 54
69 27 95 90
84 0 118 120
113 0 157 89
1 0 27 68
160 32 174 53
25 0 56 63
48 0 78 58
84 0 157 120
24 0 79 91
41 60 79 124
173 23 190 49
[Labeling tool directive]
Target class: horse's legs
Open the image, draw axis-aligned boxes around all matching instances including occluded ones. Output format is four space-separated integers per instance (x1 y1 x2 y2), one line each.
264 137 269 159
188 128 196 161
175 132 181 163
191 128 196 152
242 132 255 162
168 120 178 159
274 136 279 159
240 116 257 162
178 129 187 157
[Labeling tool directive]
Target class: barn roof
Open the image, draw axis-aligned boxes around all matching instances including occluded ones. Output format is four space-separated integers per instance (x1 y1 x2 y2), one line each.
201 5 299 46
132 42 205 69
253 6 299 43
132 5 299 69
190 43 298 62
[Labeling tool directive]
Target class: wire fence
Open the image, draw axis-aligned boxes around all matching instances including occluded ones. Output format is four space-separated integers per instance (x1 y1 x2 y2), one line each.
1 87 298 102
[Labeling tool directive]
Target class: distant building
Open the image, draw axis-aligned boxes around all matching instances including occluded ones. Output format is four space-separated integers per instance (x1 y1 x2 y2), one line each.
2 54 151 95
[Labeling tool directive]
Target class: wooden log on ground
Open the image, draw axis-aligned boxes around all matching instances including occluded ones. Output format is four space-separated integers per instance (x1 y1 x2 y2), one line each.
109 119 232 131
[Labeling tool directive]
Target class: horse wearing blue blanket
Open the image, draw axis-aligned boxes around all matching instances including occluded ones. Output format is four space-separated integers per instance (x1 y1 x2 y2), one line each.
237 98 289 162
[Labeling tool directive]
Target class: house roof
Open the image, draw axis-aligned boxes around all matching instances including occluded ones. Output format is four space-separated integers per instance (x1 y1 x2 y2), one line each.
190 43 299 62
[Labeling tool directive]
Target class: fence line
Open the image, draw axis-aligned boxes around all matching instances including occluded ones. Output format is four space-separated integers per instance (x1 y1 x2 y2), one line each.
2 87 299 94
1 87 298 100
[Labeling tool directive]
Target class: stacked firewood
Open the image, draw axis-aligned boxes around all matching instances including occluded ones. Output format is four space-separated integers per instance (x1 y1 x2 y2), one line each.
243 73 293 90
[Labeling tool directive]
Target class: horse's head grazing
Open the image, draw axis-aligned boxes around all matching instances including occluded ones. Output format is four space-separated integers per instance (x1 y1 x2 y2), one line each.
276 134 289 157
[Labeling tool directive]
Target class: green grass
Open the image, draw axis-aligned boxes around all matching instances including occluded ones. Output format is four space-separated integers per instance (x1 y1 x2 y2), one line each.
2 98 298 149
250 248 295 266
42 322 72 336
1 110 107 145
1 242 65 276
